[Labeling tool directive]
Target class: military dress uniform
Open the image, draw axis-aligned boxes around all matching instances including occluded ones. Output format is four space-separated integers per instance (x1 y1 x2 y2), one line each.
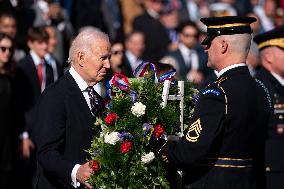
254 26 284 189
152 16 271 189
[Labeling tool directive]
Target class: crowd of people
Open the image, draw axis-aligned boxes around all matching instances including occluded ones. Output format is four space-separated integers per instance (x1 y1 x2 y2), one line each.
0 0 283 189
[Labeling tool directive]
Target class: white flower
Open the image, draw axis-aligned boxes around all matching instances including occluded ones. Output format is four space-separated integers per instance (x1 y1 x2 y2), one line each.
131 102 146 117
104 132 120 145
141 152 155 164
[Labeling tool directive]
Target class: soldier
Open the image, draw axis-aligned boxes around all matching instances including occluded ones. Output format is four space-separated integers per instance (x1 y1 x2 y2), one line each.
151 16 271 189
254 26 284 189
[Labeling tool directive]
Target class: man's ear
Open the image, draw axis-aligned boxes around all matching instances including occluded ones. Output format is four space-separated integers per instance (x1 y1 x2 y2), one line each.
220 40 228 54
77 51 85 67
262 50 273 64
27 40 33 49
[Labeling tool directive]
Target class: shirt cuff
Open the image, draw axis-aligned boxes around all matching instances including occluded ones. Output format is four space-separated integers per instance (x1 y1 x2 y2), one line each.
71 164 81 188
19 131 29 140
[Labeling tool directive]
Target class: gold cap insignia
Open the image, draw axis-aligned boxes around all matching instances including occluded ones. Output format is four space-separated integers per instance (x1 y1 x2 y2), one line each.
186 119 202 142
258 38 284 50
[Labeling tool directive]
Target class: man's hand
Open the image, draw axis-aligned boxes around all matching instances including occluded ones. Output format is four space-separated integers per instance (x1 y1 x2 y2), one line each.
76 162 94 189
20 138 35 159
187 70 204 85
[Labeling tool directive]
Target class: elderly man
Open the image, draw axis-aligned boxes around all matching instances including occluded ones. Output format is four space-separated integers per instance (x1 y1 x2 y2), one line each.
254 26 284 189
151 16 271 189
34 29 111 189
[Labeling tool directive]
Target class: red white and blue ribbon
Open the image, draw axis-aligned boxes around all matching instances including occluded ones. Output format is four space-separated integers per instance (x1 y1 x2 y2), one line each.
133 61 158 83
111 72 130 91
158 69 176 83
107 63 177 98
106 72 130 99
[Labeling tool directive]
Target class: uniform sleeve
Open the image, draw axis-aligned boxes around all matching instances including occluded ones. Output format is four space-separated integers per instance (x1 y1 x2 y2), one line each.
158 86 227 168
35 89 75 187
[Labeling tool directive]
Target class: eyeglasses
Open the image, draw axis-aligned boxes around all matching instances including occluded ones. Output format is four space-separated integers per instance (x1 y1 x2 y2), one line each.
111 50 124 55
182 33 198 38
0 46 12 53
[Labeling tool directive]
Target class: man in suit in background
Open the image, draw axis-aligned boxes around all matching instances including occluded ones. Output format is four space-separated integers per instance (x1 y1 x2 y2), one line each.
163 20 208 85
133 0 171 62
254 26 284 189
16 26 54 159
14 26 54 188
123 31 145 77
34 28 111 189
45 25 63 81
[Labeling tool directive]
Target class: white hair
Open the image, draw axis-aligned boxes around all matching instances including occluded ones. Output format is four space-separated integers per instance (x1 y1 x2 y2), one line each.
68 28 109 64
223 33 252 57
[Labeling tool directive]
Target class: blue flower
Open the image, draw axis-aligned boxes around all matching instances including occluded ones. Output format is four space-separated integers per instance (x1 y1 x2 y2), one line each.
130 91 137 103
118 131 133 140
142 123 151 137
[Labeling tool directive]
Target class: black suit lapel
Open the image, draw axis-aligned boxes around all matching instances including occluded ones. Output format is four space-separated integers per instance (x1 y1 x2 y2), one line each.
26 54 42 94
123 55 135 78
177 49 188 70
65 73 95 129
45 61 54 86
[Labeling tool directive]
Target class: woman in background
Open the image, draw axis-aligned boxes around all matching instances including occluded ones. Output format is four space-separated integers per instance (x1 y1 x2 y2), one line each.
0 33 15 189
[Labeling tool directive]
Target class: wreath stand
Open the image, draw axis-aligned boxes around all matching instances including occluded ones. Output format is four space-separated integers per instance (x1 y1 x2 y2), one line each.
162 80 184 189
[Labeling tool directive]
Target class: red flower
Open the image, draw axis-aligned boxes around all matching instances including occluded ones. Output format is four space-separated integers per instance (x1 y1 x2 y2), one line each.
105 112 118 125
153 124 165 138
120 140 132 154
90 160 100 172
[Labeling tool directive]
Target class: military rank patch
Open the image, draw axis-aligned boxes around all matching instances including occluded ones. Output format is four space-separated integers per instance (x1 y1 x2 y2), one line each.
161 154 169 163
186 119 202 142
202 89 220 96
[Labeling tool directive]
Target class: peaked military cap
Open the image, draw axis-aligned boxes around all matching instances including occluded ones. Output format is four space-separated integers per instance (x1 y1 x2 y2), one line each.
253 26 284 51
200 16 256 47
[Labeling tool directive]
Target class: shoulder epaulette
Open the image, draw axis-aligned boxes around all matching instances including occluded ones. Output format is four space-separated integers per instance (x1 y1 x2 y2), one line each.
205 76 228 114
214 76 228 87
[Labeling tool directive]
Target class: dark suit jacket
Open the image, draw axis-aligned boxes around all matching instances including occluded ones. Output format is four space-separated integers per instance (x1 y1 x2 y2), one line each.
256 68 284 171
0 75 14 172
34 72 100 189
133 12 171 62
122 54 136 78
71 0 106 32
166 45 208 80
15 54 54 139
46 55 64 81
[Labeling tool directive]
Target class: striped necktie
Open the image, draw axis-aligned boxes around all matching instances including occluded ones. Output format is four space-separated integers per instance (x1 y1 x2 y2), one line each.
86 86 104 117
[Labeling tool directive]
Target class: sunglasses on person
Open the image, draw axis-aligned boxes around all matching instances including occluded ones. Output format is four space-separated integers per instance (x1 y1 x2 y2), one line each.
0 46 12 53
111 50 124 55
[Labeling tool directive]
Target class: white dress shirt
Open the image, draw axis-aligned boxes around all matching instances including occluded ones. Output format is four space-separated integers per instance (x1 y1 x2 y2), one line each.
125 50 140 73
69 67 101 188
45 53 58 81
178 43 199 70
